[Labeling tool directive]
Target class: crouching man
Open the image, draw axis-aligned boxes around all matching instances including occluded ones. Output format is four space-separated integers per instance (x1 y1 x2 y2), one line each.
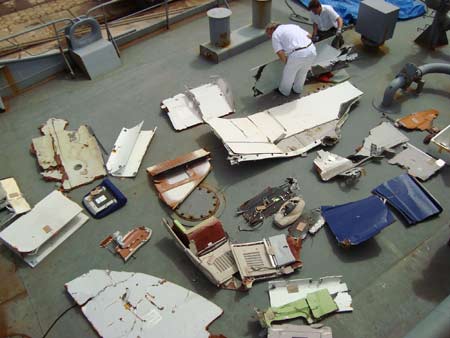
308 0 343 42
265 22 316 97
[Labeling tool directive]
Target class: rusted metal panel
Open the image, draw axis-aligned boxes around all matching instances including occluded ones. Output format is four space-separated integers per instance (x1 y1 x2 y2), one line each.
100 226 152 262
31 118 106 191
147 149 211 209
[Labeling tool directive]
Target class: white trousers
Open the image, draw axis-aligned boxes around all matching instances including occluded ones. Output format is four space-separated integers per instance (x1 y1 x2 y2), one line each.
279 53 316 96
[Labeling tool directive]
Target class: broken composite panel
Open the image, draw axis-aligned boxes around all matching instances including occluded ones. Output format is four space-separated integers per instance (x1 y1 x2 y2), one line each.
0 190 89 267
0 177 31 226
147 149 212 210
106 121 156 178
161 78 234 131
207 82 363 164
163 216 302 290
31 118 106 190
65 270 224 338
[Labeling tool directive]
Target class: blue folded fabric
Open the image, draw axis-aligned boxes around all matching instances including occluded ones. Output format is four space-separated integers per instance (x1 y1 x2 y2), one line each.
297 0 426 24
321 195 395 245
372 174 442 225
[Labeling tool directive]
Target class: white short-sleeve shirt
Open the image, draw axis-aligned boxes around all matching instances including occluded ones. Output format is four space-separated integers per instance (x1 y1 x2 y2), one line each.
310 4 340 31
272 24 316 57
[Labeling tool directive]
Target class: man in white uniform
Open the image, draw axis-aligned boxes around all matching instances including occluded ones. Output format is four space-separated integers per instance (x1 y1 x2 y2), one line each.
308 0 343 42
265 22 317 97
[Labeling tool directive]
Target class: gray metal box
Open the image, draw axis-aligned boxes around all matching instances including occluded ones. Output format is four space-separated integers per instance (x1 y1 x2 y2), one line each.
355 0 399 45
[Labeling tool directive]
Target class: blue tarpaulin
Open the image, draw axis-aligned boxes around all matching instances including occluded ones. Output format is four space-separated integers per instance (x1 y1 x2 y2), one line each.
321 195 395 245
297 0 426 24
372 174 442 225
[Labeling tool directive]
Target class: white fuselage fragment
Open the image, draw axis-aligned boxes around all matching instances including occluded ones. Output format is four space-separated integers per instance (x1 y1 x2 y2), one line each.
207 82 363 164
65 270 223 338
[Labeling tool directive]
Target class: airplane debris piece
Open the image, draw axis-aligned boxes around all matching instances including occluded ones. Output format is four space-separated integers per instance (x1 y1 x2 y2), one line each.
430 124 450 165
268 324 333 338
207 82 363 164
274 196 305 229
396 109 439 131
0 190 89 267
231 234 302 289
106 122 156 177
355 122 409 157
0 178 31 227
251 45 358 96
237 178 299 229
322 195 395 246
147 149 211 209
268 276 352 312
256 289 337 328
314 150 355 181
388 143 445 181
82 178 127 218
65 270 224 338
161 77 234 131
100 226 152 261
372 174 442 225
163 217 302 290
31 118 106 191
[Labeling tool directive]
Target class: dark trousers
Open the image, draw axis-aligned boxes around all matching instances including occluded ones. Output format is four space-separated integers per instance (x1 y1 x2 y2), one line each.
318 27 337 41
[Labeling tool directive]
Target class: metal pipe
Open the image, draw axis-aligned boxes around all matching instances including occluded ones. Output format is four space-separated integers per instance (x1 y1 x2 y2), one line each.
381 63 450 107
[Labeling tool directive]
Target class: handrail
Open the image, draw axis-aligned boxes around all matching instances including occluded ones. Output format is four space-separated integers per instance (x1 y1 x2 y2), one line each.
0 18 74 43
0 18 75 76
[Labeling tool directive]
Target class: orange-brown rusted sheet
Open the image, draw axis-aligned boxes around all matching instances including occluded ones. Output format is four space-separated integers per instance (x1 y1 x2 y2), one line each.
100 226 152 262
147 148 210 176
116 226 152 261
147 149 211 209
396 109 439 131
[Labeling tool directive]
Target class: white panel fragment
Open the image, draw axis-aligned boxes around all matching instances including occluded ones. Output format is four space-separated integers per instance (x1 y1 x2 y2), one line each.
66 270 223 338
268 276 352 312
106 122 156 177
0 178 31 216
313 150 355 181
162 78 234 131
0 190 88 267
388 143 445 181
356 122 409 157
207 82 363 164
31 118 106 190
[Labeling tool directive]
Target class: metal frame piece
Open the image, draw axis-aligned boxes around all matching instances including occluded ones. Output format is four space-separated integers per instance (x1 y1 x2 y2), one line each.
31 118 106 191
207 81 363 165
237 178 298 227
0 177 31 227
100 226 152 261
430 124 450 164
106 122 156 177
65 270 224 338
161 77 235 131
0 190 89 267
388 143 445 181
268 276 352 312
163 217 303 290
147 149 211 209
